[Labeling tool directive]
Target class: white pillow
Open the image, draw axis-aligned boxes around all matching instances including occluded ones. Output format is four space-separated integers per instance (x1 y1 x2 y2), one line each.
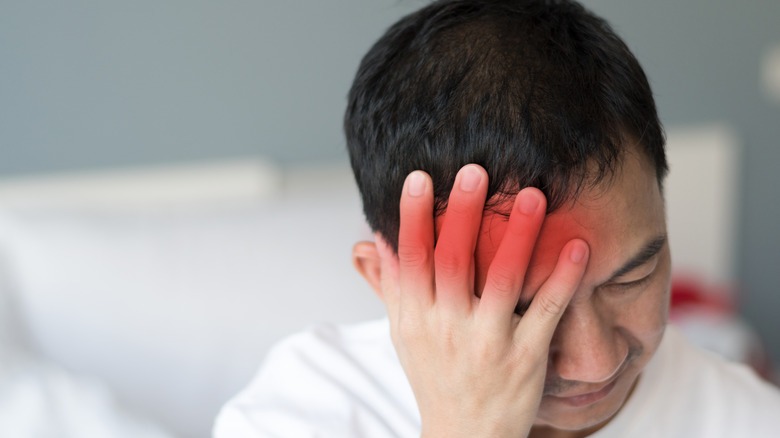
0 165 385 438
0 355 174 438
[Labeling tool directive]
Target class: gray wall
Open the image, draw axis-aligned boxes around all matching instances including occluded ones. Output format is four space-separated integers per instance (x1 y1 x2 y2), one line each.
2 1 779 364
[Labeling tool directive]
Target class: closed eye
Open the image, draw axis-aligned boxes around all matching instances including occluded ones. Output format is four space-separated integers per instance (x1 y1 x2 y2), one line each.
608 272 654 292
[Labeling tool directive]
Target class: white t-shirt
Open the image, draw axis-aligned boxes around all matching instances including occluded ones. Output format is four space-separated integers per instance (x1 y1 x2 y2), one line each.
214 319 780 437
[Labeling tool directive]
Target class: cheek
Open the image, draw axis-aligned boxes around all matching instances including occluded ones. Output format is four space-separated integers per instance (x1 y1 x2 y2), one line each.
618 289 669 335
612 261 671 344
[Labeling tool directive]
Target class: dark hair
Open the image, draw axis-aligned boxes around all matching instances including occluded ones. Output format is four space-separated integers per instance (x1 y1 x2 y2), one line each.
345 0 667 252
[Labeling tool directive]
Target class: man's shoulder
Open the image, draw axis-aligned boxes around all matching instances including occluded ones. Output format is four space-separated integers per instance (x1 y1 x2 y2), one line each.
254 318 399 383
240 317 400 396
213 318 419 438
604 325 780 437
273 318 392 354
661 325 779 402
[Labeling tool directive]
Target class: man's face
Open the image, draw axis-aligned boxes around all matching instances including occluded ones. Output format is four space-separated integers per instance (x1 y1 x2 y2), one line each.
463 148 671 432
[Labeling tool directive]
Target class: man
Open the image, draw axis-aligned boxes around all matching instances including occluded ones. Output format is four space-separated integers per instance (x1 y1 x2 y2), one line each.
215 1 780 436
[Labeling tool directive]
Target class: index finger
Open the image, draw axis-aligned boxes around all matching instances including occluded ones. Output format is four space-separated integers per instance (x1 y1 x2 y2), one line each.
397 170 436 313
517 239 589 346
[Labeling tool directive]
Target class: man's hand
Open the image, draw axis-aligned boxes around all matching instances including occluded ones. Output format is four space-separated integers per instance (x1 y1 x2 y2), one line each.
374 164 589 438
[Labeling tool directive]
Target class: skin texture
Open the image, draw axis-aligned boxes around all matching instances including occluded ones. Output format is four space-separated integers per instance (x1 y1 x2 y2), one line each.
352 147 671 438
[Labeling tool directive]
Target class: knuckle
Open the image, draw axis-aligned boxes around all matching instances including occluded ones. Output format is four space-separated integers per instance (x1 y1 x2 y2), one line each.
471 328 507 359
396 315 425 344
397 243 430 269
471 338 496 362
511 341 547 367
485 264 520 296
512 340 535 360
439 204 482 234
534 292 566 317
397 319 419 341
444 200 478 220
434 248 467 277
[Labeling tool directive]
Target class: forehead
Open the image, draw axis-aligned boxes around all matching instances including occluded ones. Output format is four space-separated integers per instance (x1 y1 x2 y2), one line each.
476 149 666 290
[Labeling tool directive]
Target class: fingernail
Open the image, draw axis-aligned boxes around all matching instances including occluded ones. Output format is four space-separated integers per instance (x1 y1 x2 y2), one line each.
570 241 588 263
458 165 481 192
407 171 426 197
518 190 540 215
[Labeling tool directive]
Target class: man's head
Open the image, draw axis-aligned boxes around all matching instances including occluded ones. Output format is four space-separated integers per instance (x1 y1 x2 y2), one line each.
345 0 666 253
347 0 671 434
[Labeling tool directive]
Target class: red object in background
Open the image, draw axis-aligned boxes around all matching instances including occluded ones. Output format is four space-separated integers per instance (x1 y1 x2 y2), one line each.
669 275 775 383
670 276 735 316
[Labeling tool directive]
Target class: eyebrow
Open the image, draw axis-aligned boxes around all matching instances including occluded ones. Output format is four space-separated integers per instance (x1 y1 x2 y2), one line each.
606 233 667 281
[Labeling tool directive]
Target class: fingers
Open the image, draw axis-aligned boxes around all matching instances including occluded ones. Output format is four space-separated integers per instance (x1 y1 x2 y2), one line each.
433 165 489 313
391 165 587 342
397 170 435 314
477 188 546 326
392 165 489 318
518 239 589 346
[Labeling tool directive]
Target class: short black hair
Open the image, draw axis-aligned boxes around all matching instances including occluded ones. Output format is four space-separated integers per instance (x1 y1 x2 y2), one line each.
345 0 667 252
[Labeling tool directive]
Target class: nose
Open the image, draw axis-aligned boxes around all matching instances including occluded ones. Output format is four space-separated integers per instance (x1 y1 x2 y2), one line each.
548 299 628 383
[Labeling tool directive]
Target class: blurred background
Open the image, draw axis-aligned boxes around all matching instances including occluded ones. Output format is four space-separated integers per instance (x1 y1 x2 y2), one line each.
1 1 778 437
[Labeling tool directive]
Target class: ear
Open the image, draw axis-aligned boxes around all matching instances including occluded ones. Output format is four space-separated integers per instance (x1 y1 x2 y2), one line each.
352 241 384 301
